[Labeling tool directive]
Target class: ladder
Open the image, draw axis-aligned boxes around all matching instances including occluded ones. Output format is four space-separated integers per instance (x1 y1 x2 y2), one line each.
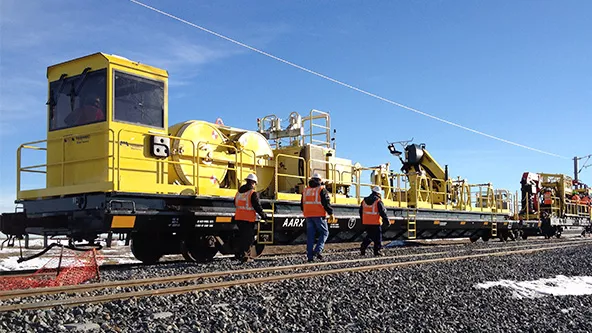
406 208 418 240
257 203 275 245
490 213 498 237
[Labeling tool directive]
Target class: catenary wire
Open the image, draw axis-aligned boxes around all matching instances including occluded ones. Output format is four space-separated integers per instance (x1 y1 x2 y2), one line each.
128 0 569 160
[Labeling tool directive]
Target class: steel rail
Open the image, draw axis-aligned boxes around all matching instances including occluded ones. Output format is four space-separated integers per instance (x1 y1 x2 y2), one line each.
0 250 450 300
0 241 590 312
0 238 588 301
1 237 582 300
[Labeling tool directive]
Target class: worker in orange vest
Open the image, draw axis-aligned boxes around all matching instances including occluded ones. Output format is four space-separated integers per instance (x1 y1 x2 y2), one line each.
234 173 267 263
301 173 334 262
360 186 390 256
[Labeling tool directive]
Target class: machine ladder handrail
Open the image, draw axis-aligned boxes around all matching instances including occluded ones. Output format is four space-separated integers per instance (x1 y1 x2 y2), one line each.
257 203 275 245
302 109 331 148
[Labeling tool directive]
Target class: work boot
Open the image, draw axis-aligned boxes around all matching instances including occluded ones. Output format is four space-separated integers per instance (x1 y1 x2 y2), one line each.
361 248 366 256
374 251 383 257
315 252 323 260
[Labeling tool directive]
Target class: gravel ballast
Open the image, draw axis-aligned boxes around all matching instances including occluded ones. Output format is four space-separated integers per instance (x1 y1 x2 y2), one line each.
2 240 592 332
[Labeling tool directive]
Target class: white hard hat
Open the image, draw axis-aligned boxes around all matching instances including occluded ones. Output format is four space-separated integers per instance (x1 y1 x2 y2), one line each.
311 173 322 180
245 173 258 183
371 186 381 193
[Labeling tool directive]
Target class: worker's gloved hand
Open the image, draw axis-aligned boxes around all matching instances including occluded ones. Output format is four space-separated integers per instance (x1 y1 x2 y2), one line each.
328 214 336 223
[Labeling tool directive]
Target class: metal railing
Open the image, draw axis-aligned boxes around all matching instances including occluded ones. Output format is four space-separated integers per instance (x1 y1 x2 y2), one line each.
274 154 308 199
385 172 409 207
302 109 331 148
16 128 517 215
116 129 258 195
17 129 115 197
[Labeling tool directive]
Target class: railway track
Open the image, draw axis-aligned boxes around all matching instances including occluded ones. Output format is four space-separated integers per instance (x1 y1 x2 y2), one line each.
1 238 590 313
0 236 551 279
0 236 557 278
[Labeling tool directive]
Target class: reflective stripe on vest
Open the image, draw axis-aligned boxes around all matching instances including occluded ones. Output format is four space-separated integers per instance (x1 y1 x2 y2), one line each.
362 199 381 225
235 189 256 222
303 186 326 217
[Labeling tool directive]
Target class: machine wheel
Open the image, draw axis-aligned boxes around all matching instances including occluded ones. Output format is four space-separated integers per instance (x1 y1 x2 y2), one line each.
469 234 480 243
131 233 163 264
181 236 218 263
521 234 528 240
481 235 490 242
249 244 265 258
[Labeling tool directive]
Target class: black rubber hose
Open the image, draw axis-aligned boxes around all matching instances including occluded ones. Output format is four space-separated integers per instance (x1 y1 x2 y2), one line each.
16 242 103 263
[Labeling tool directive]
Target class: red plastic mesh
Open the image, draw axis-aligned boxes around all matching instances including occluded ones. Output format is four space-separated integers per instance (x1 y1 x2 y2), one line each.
0 249 102 291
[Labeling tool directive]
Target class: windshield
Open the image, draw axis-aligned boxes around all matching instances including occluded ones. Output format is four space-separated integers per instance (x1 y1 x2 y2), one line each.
48 69 107 131
113 71 164 128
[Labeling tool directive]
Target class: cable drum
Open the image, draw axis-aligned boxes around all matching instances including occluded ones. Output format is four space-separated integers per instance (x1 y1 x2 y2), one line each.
230 131 274 192
168 120 228 188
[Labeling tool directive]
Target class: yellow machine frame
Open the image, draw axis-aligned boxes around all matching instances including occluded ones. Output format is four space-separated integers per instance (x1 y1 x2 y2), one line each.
16 53 512 218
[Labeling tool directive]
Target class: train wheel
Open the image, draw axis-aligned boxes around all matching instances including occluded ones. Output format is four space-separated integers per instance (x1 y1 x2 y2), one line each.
521 234 528 240
182 236 218 263
131 233 163 264
469 234 480 243
481 235 490 242
249 244 265 258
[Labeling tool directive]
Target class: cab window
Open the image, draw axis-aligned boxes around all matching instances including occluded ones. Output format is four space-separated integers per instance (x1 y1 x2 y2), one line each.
48 68 107 131
113 71 164 128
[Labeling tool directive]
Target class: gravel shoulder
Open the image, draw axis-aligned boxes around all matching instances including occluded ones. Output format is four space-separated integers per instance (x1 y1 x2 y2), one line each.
2 240 592 332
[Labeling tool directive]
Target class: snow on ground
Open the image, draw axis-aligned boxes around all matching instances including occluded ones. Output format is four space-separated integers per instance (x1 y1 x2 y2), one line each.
0 234 140 271
475 275 592 299
0 257 62 271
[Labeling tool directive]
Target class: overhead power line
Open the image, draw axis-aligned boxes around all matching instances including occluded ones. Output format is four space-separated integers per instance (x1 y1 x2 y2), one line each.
129 0 569 160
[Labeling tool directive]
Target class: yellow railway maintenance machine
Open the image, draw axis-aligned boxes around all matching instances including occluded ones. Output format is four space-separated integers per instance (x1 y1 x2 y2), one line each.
517 172 592 238
1 53 515 264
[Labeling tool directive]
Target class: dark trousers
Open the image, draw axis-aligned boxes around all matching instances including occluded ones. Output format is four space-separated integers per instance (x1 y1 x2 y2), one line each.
361 225 382 254
236 220 255 259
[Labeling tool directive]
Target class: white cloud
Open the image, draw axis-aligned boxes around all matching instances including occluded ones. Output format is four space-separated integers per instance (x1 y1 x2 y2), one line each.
0 1 285 134
122 36 245 86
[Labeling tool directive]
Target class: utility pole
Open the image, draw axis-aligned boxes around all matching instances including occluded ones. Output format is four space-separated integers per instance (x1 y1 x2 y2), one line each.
574 154 592 182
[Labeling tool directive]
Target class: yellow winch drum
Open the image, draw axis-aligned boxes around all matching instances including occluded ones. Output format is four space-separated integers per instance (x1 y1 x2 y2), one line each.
168 120 228 189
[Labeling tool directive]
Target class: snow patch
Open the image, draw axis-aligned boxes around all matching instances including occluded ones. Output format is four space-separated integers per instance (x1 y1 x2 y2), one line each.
0 257 57 271
475 275 592 299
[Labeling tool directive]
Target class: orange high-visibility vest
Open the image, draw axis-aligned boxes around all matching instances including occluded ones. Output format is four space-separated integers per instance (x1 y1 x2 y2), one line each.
235 189 256 222
543 191 553 205
362 199 381 225
303 186 326 217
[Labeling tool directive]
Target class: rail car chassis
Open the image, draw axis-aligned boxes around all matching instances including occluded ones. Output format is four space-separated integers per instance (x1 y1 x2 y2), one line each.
0 191 546 264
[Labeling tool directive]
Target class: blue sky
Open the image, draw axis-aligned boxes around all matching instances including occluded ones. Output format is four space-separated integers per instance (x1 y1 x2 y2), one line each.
1 0 591 212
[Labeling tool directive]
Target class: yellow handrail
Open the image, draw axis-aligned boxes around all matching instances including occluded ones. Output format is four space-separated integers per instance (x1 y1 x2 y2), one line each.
17 129 115 195
116 129 258 195
274 153 308 199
